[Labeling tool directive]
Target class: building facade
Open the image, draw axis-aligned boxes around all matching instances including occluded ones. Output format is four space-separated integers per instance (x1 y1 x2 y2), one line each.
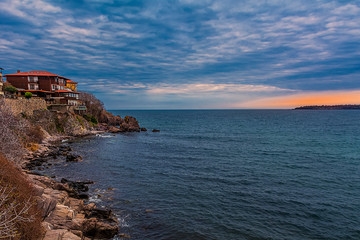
5 70 81 105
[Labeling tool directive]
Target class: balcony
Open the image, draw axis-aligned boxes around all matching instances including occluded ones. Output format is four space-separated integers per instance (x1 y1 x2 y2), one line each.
75 106 87 110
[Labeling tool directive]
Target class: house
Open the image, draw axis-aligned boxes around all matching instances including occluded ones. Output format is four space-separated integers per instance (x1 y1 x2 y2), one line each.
5 70 81 106
66 79 78 92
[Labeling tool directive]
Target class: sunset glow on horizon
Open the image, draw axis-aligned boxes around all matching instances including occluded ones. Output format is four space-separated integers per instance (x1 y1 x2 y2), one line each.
239 90 360 109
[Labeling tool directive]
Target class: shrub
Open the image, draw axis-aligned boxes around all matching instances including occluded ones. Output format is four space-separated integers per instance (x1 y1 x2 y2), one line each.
79 92 104 122
54 117 65 133
83 114 98 125
24 92 32 99
0 154 43 239
4 85 17 94
26 125 44 144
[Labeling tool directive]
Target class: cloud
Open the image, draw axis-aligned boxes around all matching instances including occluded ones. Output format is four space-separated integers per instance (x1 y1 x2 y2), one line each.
1 0 360 109
0 0 61 24
146 83 291 95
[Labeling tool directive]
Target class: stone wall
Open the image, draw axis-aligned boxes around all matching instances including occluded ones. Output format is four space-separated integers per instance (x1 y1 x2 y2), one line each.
5 98 47 116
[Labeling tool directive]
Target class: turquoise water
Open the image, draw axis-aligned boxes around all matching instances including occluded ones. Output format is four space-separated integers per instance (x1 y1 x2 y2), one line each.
43 110 360 239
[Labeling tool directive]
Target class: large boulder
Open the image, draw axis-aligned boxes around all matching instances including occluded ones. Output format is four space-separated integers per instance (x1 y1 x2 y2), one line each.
82 218 119 239
119 116 140 132
66 154 82 162
98 110 123 126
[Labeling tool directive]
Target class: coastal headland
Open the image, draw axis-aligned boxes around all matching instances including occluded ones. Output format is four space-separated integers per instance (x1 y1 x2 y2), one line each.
0 95 143 239
294 104 360 110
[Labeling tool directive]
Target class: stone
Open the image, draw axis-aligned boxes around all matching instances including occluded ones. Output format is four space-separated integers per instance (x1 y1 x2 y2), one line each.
66 154 82 162
43 229 81 240
36 194 57 218
108 126 122 133
33 184 45 196
152 129 160 132
140 127 147 131
82 218 119 239
119 233 131 238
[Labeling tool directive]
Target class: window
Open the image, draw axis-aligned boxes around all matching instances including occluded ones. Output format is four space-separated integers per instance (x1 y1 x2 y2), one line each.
28 76 38 82
51 85 58 91
29 84 38 90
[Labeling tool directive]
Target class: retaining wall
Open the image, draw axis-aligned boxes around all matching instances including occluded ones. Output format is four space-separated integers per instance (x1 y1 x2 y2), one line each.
4 98 47 116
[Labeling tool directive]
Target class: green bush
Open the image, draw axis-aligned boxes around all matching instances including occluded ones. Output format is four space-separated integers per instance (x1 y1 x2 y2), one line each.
4 85 17 94
83 114 98 125
24 92 32 99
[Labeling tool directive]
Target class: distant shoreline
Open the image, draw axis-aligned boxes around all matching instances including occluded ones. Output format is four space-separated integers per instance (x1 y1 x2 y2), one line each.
294 105 360 110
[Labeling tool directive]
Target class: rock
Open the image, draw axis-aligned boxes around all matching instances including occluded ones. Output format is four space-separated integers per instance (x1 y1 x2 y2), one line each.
61 178 93 192
33 184 45 196
66 154 82 162
140 127 147 131
43 229 82 240
82 218 119 239
45 204 75 230
84 208 112 220
119 116 141 132
83 203 96 211
119 233 131 238
35 194 57 218
60 178 93 199
108 126 122 133
152 129 160 132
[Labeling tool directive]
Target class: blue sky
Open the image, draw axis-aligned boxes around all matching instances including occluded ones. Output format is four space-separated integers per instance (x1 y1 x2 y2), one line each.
1 0 360 109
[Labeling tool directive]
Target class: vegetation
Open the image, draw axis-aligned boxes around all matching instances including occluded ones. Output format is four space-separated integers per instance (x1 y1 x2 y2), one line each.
54 116 65 133
4 85 17 94
0 154 43 240
83 114 98 125
79 91 104 122
24 92 32 99
76 116 84 127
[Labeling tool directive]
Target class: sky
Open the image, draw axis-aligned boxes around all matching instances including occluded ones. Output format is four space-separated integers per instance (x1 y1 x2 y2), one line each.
1 0 360 109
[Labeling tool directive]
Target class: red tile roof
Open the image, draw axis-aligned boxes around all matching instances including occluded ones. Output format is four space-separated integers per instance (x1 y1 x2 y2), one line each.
55 90 79 93
5 71 70 80
18 90 53 93
66 80 77 84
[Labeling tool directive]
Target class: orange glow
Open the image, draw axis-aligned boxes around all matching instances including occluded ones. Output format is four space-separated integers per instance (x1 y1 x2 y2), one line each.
239 90 360 109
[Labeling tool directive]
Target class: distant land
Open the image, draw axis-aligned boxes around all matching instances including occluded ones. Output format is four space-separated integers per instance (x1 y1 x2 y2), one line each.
294 105 360 110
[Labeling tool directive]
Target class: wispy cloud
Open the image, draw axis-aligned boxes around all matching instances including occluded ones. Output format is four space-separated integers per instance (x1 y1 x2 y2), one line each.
1 0 360 109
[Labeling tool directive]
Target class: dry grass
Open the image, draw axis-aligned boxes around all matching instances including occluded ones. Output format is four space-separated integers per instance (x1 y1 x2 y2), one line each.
0 154 43 240
26 143 39 152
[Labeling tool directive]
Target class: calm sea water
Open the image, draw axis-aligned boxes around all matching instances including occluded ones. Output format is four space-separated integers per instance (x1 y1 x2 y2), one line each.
42 110 360 239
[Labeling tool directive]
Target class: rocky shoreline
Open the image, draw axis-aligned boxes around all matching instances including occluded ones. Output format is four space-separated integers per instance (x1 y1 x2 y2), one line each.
23 133 127 240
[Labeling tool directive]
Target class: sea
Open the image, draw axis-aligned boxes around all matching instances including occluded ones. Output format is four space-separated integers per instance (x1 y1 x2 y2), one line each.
39 110 360 240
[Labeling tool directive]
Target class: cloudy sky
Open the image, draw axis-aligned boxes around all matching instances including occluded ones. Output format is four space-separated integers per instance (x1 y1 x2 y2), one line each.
1 0 360 109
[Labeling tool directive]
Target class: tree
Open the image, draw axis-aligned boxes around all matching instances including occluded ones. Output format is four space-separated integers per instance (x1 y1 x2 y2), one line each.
4 86 17 94
24 92 32 99
79 91 104 121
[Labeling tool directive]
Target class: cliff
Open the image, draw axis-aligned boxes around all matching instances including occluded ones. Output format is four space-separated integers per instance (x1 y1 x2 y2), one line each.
0 96 142 239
